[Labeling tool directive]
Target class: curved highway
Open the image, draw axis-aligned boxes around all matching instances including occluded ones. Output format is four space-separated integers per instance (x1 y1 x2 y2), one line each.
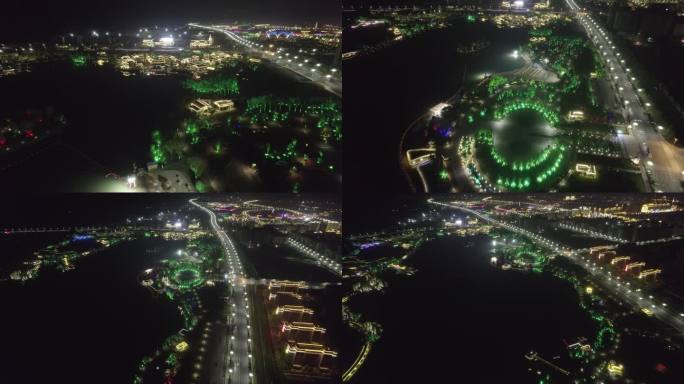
188 23 341 97
429 198 684 335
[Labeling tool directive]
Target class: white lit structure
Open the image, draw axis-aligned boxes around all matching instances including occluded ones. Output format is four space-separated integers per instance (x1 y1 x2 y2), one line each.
158 36 175 47
430 102 450 117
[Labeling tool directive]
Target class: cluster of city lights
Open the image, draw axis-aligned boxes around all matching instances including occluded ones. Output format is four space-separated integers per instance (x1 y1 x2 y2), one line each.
493 100 560 125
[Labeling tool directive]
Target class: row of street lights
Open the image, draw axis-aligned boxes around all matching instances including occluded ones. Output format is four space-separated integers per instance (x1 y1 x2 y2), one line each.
428 198 684 332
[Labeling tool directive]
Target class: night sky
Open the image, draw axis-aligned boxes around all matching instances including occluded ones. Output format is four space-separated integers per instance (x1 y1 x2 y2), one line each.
0 0 339 43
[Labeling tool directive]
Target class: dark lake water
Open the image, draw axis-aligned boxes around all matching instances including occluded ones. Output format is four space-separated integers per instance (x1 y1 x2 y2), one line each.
0 61 187 190
344 18 530 193
348 235 597 383
0 57 329 192
0 238 184 384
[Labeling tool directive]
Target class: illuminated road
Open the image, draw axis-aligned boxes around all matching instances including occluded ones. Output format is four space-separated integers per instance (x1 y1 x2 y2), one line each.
286 238 342 276
190 199 256 384
565 0 684 192
188 24 341 97
429 198 684 335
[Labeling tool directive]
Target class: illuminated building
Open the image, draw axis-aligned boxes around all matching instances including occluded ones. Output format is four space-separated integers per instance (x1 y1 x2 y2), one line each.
625 261 646 272
610 256 631 266
281 321 326 343
638 268 662 280
213 99 235 112
607 361 624 376
189 34 214 48
285 342 337 370
640 201 678 213
275 305 314 322
429 102 450 118
269 280 308 293
188 99 213 115
156 37 175 47
567 110 585 122
589 245 616 255
189 99 235 116
325 221 342 234
575 163 597 179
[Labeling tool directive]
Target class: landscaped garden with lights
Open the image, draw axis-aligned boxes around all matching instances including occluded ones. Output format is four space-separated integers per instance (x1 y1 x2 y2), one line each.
147 59 342 193
1 46 340 192
136 235 225 384
403 17 645 192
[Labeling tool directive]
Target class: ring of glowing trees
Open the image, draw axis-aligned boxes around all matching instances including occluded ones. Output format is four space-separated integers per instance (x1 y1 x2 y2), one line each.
513 247 547 269
493 100 560 126
474 104 569 191
165 262 204 291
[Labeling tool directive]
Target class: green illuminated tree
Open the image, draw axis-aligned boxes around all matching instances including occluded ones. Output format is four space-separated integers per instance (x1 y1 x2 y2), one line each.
150 130 167 164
